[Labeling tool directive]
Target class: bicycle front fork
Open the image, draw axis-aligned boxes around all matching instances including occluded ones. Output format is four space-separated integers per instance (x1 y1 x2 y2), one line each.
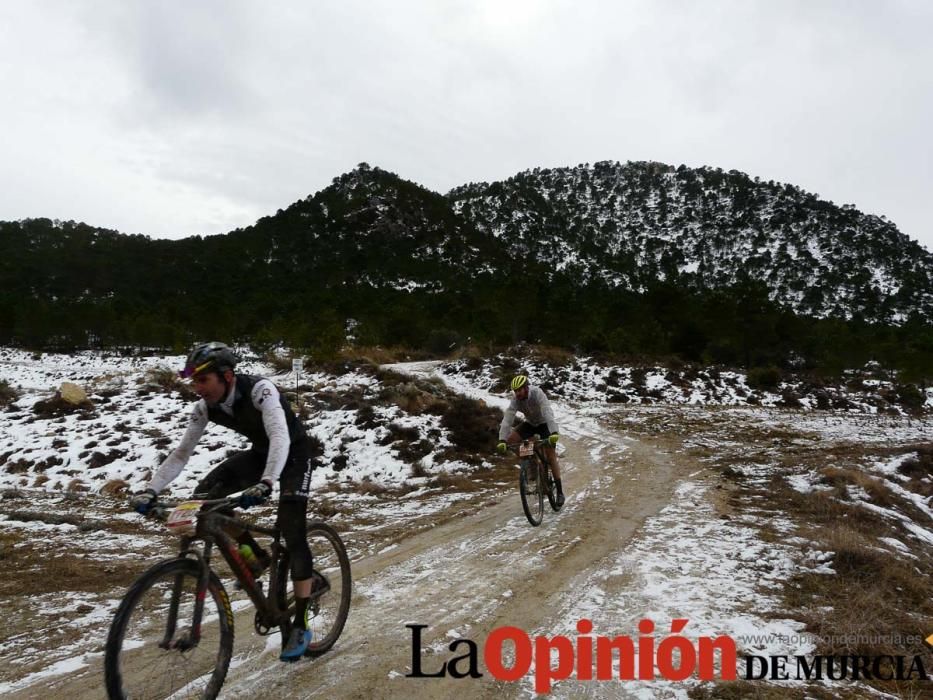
159 539 213 650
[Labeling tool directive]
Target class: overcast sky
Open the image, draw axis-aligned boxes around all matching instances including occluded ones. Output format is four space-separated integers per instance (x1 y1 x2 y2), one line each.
1 1 931 251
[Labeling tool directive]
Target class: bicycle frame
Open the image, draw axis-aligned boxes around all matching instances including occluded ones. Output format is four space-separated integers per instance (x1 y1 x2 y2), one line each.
509 438 552 472
161 503 293 649
533 441 553 472
526 445 553 495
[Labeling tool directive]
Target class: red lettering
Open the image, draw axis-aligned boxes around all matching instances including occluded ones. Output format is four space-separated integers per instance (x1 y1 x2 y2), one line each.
485 626 532 681
638 619 655 679
596 636 636 680
698 636 738 680
576 619 593 681
534 634 575 693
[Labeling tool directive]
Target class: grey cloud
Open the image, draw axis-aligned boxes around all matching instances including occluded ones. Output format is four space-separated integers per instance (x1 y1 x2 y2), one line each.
0 0 931 248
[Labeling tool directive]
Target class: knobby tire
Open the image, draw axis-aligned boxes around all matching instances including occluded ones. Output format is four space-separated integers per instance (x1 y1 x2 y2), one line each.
276 521 352 654
520 458 544 526
104 558 233 700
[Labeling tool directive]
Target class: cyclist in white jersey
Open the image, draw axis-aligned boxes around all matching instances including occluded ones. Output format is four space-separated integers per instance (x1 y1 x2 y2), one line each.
496 374 565 508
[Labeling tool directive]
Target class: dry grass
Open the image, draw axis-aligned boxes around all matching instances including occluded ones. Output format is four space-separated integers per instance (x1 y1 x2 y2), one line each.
816 466 896 507
0 529 22 563
751 462 933 697
141 366 198 400
343 478 420 498
897 446 933 498
101 479 130 496
426 472 484 492
0 526 146 597
338 345 433 365
456 344 489 369
310 497 340 519
66 478 90 493
263 351 295 374
664 410 933 698
2 551 144 597
375 369 448 414
529 345 575 367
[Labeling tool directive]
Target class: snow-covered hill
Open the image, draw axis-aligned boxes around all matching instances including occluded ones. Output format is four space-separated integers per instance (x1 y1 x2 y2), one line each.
449 161 933 322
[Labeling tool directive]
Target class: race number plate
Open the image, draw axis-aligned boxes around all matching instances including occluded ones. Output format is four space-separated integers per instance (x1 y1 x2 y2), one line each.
165 500 204 536
518 441 534 457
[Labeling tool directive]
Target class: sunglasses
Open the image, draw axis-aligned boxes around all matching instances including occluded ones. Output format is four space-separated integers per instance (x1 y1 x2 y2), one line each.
179 360 213 379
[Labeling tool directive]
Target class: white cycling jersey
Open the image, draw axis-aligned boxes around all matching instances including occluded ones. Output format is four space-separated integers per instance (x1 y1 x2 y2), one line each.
148 378 290 493
498 385 559 441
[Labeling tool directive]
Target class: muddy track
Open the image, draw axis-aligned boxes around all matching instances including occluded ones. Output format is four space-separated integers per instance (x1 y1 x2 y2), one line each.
225 422 697 698
18 416 700 700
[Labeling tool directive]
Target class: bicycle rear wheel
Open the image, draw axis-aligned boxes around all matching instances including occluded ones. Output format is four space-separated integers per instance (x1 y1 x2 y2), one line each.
276 521 352 655
519 459 544 526
104 558 233 700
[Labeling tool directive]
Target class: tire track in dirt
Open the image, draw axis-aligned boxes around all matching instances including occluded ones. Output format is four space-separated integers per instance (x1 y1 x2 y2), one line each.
217 417 697 699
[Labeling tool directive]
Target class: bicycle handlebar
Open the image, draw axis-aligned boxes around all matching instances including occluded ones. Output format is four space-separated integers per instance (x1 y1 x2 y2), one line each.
147 496 239 520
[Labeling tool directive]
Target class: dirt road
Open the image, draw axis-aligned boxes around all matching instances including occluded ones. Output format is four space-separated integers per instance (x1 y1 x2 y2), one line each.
227 422 698 698
18 413 703 699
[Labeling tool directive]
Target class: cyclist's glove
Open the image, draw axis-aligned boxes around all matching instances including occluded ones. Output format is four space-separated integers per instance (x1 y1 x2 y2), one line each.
130 488 158 515
496 441 507 454
239 480 273 509
548 433 560 446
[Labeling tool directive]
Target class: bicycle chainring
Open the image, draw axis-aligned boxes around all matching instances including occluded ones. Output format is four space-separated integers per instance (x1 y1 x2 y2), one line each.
254 610 274 636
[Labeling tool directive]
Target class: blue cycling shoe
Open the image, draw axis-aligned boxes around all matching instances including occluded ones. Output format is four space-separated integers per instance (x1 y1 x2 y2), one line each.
280 627 312 662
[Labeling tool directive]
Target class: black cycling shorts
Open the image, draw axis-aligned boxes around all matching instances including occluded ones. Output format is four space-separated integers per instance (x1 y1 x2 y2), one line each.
516 422 553 441
194 437 314 501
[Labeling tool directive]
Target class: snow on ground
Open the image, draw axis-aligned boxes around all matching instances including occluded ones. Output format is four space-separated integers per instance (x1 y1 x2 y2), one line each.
441 353 933 415
395 363 819 697
0 348 488 497
0 349 506 695
1 349 930 697
409 359 931 696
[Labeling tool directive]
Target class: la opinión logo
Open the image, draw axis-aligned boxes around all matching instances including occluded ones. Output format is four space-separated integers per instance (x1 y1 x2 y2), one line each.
406 620 931 693
406 618 738 693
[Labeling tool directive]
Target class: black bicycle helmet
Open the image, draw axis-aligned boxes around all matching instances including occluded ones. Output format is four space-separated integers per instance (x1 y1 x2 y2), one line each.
180 341 239 378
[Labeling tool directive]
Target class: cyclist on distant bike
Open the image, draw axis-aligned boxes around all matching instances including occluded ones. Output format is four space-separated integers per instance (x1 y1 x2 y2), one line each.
129 341 318 661
496 374 565 508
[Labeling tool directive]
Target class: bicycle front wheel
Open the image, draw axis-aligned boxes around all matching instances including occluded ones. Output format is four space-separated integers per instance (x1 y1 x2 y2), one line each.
519 459 544 526
277 521 352 655
545 462 560 511
104 558 234 700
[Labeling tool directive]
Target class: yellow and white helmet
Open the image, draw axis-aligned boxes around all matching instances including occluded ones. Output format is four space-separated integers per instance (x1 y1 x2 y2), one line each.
510 375 528 391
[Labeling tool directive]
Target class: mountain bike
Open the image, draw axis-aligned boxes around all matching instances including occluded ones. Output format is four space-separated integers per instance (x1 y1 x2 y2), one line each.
508 438 560 526
104 496 351 699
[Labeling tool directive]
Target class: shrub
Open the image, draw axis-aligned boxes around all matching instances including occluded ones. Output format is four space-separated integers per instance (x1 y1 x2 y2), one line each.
746 366 781 390
440 396 502 453
0 379 20 406
531 345 573 366
380 423 420 444
897 447 933 479
894 383 925 411
426 328 463 355
263 351 294 374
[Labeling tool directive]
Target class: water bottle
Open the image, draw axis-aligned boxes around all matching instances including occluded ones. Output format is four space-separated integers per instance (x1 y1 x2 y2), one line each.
238 544 264 577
